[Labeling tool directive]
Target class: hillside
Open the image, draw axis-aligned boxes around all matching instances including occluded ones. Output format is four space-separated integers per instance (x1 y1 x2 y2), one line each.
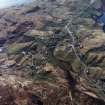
0 0 105 105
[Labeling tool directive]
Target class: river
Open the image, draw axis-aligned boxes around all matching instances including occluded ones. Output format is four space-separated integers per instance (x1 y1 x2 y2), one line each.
0 0 34 8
